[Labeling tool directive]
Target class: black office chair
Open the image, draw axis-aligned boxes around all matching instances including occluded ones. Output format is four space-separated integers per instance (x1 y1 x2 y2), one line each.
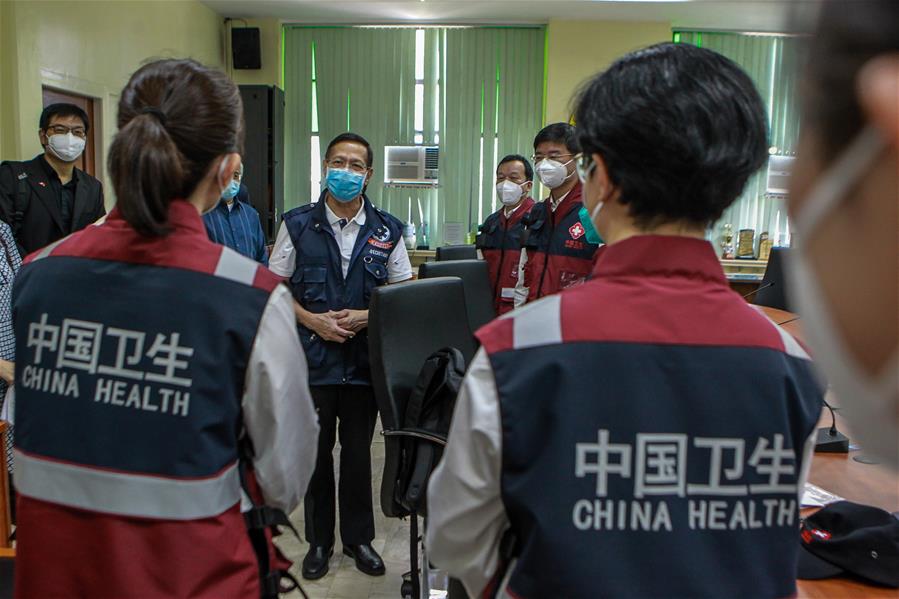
369 277 476 599
754 247 790 311
435 245 477 261
418 260 497 332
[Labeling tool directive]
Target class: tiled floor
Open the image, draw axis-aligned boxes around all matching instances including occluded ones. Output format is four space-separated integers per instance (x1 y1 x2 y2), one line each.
278 422 414 599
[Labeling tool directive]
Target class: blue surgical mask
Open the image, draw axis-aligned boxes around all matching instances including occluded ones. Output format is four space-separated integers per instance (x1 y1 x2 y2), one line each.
222 180 240 200
326 168 366 202
578 205 603 245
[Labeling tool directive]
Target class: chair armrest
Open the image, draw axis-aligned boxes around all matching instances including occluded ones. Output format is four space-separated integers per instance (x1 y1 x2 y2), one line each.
381 428 448 447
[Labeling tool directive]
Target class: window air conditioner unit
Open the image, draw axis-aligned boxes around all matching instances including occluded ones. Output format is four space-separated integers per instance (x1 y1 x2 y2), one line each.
384 145 439 185
766 155 795 196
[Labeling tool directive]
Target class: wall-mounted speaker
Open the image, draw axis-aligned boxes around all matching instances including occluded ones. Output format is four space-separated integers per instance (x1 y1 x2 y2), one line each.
232 27 261 70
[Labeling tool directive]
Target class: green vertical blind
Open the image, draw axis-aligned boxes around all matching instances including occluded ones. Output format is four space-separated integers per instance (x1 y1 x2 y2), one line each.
677 31 802 246
283 26 544 246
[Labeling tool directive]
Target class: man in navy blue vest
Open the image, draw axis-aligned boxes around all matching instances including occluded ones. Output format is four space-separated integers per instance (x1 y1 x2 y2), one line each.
427 43 824 598
270 132 412 580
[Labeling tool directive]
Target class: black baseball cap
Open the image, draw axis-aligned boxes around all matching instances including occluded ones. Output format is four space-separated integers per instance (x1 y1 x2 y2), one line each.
798 501 899 588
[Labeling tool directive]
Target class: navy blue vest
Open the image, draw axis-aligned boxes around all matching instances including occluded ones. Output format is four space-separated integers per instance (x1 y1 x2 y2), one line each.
13 249 272 489
477 236 823 599
283 193 404 386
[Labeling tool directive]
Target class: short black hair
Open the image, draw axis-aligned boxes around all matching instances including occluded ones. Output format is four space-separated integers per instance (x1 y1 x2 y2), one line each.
326 132 373 168
497 154 534 182
534 122 579 154
574 42 767 228
40 103 90 132
805 0 899 164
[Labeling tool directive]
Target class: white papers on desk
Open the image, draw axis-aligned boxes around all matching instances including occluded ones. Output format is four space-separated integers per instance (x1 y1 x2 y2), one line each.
802 482 843 508
443 222 465 246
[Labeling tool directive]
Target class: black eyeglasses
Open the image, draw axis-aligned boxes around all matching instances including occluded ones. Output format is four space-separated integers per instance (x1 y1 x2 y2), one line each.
46 124 87 139
532 152 574 163
326 158 369 174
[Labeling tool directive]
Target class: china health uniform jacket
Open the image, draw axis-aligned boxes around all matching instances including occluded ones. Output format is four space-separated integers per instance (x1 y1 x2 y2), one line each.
427 235 823 599
476 197 535 315
11 201 319 598
518 182 601 304
281 193 404 387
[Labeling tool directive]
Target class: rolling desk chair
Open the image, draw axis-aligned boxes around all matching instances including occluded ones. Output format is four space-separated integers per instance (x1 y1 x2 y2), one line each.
753 247 790 311
435 245 477 262
418 260 497 332
369 278 476 599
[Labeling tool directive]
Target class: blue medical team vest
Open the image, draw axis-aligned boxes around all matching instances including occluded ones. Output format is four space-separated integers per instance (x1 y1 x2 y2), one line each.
283 193 404 386
10 203 284 536
476 236 823 599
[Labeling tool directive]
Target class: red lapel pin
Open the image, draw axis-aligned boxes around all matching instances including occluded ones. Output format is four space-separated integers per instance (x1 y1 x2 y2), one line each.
38 181 46 187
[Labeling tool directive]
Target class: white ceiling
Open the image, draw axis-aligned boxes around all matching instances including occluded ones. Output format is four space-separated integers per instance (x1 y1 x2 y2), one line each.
201 0 802 33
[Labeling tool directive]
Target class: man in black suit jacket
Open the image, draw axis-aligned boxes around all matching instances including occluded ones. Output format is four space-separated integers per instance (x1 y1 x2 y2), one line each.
0 103 106 256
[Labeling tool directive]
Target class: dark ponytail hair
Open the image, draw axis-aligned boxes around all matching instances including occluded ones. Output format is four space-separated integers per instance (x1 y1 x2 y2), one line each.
108 59 244 236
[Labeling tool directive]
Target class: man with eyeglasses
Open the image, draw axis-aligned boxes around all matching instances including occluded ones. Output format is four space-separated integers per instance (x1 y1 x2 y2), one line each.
514 122 602 307
0 103 105 256
270 132 412 580
202 161 269 264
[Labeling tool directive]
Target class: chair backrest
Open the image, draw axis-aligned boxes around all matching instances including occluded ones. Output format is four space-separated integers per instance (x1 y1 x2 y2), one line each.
418 259 497 333
435 245 476 262
754 247 789 310
368 278 476 517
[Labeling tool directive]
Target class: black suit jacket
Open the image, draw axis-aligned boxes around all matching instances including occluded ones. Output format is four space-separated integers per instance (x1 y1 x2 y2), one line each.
0 154 106 256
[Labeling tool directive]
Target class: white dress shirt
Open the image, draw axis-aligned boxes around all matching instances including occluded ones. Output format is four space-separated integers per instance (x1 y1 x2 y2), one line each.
269 201 412 283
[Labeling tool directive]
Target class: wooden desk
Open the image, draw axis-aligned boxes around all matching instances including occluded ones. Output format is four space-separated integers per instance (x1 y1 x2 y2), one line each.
796 415 899 598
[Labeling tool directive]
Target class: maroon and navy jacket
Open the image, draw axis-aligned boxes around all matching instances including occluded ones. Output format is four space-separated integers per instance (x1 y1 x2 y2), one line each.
476 197 535 315
521 182 601 303
11 202 283 598
475 235 823 598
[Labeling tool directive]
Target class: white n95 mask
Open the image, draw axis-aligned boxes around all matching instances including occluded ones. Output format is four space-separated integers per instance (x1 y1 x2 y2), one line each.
46 133 86 163
535 158 574 189
496 181 524 207
786 126 898 468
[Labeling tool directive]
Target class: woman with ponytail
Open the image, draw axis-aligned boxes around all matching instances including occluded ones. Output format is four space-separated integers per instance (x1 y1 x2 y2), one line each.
10 58 319 598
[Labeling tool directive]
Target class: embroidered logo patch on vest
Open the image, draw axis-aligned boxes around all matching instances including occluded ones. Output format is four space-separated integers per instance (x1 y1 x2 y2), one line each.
569 222 585 240
374 226 391 242
368 238 393 250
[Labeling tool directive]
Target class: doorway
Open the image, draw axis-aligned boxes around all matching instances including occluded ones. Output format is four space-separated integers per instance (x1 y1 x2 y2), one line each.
41 87 98 177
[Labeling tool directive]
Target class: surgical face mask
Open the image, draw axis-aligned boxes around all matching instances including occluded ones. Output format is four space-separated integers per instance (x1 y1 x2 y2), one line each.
326 168 366 202
578 158 605 245
786 127 898 468
496 180 525 207
46 132 86 163
577 206 603 245
222 180 240 200
535 158 574 189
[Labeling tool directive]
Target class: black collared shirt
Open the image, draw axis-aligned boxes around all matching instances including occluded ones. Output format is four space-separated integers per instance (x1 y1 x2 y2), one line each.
38 155 78 233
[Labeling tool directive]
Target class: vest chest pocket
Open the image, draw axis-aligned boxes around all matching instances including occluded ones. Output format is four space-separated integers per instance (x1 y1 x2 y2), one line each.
363 259 388 284
299 265 328 306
